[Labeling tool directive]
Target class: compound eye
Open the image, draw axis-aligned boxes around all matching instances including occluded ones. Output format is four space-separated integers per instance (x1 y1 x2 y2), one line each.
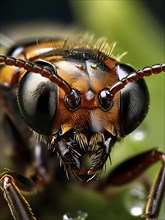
18 60 57 135
116 63 149 136
65 88 81 111
98 89 113 111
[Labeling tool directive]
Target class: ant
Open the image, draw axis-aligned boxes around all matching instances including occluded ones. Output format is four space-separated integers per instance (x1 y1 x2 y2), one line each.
0 37 165 220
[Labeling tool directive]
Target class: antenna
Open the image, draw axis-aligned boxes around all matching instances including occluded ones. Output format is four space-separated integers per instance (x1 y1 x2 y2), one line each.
105 63 165 101
0 55 72 94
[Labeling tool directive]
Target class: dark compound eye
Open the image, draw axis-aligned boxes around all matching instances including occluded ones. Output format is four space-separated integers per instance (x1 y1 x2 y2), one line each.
98 89 113 111
64 88 81 111
18 60 57 135
116 63 149 137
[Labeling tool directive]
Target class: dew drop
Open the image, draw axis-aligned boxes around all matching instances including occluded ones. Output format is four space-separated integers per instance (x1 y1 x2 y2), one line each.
124 184 146 217
130 129 146 141
63 210 88 220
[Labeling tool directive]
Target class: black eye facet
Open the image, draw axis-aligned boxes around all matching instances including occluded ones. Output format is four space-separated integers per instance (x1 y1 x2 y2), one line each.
18 61 57 135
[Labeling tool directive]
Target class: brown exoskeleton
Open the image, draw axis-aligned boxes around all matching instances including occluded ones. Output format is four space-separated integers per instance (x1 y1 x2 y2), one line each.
0 37 165 220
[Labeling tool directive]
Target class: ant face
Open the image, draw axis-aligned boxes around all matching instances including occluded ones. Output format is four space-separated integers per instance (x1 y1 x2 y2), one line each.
0 38 164 219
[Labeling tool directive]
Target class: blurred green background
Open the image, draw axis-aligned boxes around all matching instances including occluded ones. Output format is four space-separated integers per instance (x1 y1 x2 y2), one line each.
1 1 164 220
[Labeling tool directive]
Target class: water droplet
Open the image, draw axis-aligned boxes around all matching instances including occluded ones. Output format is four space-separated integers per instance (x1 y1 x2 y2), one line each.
130 129 146 141
124 184 146 217
63 210 88 220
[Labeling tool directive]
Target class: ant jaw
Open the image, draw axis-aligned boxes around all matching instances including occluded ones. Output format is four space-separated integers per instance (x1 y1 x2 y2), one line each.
51 130 117 181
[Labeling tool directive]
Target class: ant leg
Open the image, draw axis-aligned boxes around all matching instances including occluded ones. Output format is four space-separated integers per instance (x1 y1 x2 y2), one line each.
0 170 36 220
0 84 52 219
96 148 165 219
0 141 51 220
